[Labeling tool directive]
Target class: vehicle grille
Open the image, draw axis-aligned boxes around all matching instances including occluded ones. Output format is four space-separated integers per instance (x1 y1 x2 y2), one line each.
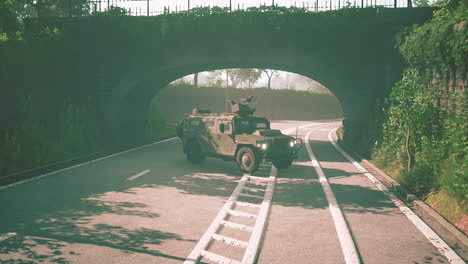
273 138 289 150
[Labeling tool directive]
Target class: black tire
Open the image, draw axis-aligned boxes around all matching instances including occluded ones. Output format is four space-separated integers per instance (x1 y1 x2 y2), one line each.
186 140 205 164
272 157 293 169
236 147 260 173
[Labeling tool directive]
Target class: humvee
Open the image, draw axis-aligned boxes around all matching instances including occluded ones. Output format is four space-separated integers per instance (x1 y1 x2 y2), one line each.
176 97 302 173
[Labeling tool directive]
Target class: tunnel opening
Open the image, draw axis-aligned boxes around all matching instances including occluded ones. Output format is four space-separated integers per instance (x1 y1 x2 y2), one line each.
145 68 343 142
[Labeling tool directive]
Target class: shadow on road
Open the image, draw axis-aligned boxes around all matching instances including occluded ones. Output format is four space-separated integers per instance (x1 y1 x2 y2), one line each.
0 136 394 263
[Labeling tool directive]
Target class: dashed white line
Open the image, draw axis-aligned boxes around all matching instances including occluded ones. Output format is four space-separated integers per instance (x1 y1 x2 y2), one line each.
305 128 360 264
126 170 151 181
327 128 465 264
0 137 177 190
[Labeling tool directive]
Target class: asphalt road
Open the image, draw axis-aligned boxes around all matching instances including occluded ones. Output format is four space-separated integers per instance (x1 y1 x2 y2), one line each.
0 120 460 263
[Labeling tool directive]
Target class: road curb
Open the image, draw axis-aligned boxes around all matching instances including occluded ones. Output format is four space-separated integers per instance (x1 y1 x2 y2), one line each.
338 142 468 260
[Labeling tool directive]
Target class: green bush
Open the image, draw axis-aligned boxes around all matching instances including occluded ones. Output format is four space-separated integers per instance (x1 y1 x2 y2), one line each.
440 155 468 203
373 0 467 202
0 95 101 176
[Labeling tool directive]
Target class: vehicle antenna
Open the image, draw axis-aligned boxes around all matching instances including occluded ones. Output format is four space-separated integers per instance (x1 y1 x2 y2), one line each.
296 125 298 139
225 69 229 112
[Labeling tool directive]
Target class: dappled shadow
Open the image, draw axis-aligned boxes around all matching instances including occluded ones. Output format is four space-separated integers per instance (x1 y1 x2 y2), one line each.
0 235 70 264
141 172 239 198
0 140 255 263
0 133 396 263
0 225 189 263
0 194 189 263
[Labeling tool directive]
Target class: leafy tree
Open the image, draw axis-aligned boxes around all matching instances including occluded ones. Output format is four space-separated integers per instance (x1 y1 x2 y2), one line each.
225 69 241 88
206 70 224 87
261 69 279 89
374 0 467 201
413 0 430 7
5 0 89 18
92 6 129 16
231 68 262 88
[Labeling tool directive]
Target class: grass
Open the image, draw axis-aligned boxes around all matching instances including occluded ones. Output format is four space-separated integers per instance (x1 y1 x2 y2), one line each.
371 158 467 235
425 190 467 234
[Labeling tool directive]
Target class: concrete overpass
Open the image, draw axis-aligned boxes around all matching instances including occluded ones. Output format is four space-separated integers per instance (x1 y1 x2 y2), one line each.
16 7 435 153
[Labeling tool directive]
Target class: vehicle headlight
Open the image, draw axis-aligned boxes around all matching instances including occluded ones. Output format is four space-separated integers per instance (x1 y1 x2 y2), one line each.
290 141 295 147
256 142 268 150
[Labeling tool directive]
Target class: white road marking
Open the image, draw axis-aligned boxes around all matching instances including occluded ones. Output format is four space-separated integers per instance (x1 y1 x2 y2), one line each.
0 152 101 180
0 232 17 243
327 128 465 264
305 128 360 264
0 137 177 190
126 170 151 181
280 123 322 135
184 174 251 264
242 172 276 264
185 124 307 264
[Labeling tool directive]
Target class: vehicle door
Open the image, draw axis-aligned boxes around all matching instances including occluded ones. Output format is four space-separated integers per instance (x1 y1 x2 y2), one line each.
213 119 236 156
199 119 216 154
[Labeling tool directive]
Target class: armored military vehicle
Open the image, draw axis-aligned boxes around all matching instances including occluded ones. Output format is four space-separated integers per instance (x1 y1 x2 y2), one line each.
176 97 302 173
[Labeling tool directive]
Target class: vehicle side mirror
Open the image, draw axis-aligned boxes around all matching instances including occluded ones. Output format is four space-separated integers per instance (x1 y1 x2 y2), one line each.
219 124 225 133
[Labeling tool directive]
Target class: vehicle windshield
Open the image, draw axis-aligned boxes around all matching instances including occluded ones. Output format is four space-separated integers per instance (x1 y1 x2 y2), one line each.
234 117 270 134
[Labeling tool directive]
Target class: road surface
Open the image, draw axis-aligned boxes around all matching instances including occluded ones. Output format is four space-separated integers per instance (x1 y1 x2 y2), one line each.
0 120 462 263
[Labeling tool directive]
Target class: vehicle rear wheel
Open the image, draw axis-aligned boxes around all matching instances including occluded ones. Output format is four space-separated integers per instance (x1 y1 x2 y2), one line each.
236 147 260 173
186 140 205 164
272 157 293 169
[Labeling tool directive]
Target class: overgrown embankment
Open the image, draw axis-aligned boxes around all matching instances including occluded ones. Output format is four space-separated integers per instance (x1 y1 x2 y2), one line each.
151 84 342 123
367 0 467 232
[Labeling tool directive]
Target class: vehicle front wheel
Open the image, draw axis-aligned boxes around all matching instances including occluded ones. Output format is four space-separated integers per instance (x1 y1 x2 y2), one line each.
236 147 260 173
272 157 293 169
186 140 205 164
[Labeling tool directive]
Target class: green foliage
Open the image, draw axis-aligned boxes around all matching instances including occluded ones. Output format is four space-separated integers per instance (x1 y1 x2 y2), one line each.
0 96 101 176
440 155 468 202
0 0 25 42
396 0 467 75
413 0 430 7
374 0 467 203
92 6 129 16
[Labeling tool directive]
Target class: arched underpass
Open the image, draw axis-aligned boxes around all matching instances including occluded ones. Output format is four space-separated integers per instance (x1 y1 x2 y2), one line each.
150 70 343 125
1 7 465 264
2 7 435 155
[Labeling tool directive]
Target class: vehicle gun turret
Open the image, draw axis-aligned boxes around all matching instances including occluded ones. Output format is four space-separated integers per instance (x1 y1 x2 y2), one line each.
229 96 256 116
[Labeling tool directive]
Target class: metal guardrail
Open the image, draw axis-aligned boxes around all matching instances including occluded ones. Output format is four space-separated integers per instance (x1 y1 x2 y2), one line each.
66 0 413 17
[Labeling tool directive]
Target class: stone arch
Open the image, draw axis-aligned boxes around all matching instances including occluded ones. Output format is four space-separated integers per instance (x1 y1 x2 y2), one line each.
80 8 434 153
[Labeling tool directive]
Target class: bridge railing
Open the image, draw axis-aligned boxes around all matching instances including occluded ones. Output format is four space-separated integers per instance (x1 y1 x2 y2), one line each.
67 0 412 17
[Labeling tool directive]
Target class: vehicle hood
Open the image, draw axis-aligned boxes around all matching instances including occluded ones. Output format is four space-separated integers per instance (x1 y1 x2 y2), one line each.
256 129 283 137
236 129 292 142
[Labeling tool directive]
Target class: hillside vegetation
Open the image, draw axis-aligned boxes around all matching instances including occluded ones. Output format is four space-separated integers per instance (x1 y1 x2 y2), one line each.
369 0 467 231
151 84 342 123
